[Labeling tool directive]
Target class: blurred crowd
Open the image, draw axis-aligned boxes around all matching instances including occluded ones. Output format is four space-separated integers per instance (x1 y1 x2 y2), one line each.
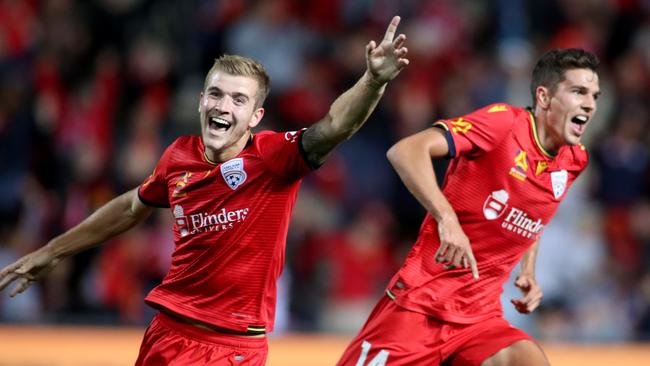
1 0 650 343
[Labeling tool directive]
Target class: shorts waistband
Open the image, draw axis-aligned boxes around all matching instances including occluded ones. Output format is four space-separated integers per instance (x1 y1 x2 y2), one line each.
155 312 268 349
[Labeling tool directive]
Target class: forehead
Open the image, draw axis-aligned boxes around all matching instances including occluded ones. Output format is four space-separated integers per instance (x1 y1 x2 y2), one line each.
561 68 600 90
205 71 260 95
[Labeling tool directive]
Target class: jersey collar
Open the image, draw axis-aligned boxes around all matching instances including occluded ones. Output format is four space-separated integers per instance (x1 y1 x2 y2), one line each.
526 108 555 159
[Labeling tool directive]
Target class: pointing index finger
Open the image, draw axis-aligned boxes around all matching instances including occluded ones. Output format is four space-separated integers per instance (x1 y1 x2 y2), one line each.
383 16 401 42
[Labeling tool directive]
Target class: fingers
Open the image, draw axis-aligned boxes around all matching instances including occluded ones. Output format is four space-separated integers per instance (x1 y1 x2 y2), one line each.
510 298 541 314
10 277 33 297
0 272 18 292
437 245 479 279
366 40 376 56
393 34 406 49
434 242 448 262
514 276 529 289
467 251 479 279
382 16 401 42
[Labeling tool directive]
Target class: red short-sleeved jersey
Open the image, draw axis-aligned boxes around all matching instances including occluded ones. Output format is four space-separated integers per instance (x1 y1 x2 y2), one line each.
138 130 312 333
387 104 588 323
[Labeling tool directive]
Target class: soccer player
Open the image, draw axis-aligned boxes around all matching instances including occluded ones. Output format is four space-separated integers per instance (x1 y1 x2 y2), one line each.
0 16 409 365
336 48 600 366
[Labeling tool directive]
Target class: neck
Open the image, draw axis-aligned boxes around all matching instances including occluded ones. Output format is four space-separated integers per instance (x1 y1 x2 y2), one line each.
532 106 559 157
204 131 252 164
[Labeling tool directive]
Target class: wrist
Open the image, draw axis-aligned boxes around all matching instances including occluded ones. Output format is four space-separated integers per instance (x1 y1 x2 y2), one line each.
363 70 386 91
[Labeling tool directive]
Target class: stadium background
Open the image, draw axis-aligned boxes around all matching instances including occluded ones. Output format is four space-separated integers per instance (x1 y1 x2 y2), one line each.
1 0 649 364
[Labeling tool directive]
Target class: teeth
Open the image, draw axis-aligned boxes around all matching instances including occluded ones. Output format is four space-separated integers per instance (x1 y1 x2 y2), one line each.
209 117 231 128
572 115 588 124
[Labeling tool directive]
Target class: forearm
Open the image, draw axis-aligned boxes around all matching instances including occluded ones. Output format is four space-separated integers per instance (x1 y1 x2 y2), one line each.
519 239 540 276
302 72 386 165
45 188 152 259
327 71 386 141
387 139 455 222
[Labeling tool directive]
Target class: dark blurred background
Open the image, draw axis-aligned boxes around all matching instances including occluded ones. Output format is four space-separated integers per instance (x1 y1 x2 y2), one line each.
1 0 649 343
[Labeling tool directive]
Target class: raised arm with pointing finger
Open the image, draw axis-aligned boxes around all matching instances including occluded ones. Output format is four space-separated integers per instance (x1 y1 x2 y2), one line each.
0 16 408 366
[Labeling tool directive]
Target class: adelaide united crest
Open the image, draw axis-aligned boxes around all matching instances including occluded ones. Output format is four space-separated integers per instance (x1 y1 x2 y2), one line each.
221 158 247 190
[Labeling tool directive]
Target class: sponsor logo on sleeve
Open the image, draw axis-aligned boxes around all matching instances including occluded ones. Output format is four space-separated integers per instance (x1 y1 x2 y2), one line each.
450 118 473 134
550 170 568 199
221 158 247 190
172 172 192 197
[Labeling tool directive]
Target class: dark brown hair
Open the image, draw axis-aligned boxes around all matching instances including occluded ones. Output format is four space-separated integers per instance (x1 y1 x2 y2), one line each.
530 48 599 107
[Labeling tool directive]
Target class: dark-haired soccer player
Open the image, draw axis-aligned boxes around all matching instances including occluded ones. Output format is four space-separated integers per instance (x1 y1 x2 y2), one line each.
337 48 600 366
0 16 409 366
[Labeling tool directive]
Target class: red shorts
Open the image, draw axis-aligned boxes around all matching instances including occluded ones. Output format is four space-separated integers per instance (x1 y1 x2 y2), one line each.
135 312 268 366
336 295 533 366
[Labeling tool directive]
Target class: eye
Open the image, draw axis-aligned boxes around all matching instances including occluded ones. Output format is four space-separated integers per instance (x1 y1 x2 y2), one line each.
233 97 247 106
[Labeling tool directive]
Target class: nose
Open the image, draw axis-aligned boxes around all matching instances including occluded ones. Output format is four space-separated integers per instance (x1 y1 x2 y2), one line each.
582 95 596 113
213 96 233 113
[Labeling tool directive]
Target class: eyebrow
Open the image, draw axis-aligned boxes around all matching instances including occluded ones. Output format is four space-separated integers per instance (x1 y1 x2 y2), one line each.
206 87 250 100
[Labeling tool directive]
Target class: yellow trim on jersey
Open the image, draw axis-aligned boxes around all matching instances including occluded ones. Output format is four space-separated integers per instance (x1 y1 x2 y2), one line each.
386 289 396 300
527 111 554 158
247 326 267 332
433 121 449 131
203 152 219 166
488 104 509 113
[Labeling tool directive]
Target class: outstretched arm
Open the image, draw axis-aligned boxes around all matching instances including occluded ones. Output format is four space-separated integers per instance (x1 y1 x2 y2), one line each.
0 188 153 297
387 127 479 279
511 239 543 313
301 15 409 166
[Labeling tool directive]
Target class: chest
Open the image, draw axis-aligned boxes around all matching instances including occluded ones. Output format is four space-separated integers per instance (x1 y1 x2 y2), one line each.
446 136 580 225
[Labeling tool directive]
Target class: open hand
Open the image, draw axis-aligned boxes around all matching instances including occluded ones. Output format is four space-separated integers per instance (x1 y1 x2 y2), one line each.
366 16 410 85
0 247 59 297
511 273 543 313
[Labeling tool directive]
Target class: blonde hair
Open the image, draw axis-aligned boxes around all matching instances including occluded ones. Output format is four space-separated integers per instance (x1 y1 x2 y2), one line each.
204 55 271 107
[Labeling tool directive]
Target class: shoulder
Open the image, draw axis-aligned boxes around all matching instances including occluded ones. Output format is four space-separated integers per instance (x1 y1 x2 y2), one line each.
171 135 202 150
560 143 589 171
459 103 522 130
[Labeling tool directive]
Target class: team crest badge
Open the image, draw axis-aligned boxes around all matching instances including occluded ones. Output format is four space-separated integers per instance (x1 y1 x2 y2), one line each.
483 189 510 220
221 158 247 190
550 170 568 199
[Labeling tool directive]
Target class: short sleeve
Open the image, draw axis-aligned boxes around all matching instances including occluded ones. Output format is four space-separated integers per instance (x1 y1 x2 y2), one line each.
256 129 313 180
138 141 176 208
433 104 517 158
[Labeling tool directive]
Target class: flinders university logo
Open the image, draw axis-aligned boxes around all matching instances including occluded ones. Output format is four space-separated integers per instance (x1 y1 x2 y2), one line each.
173 205 190 237
173 204 250 236
483 189 544 239
483 189 509 220
221 158 247 190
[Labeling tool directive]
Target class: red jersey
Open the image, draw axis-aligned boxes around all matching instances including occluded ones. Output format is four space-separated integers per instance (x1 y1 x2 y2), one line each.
138 130 312 333
387 104 588 323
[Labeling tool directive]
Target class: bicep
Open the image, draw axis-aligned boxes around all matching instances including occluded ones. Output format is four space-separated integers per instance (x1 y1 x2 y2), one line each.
388 127 450 162
129 188 155 220
301 118 338 167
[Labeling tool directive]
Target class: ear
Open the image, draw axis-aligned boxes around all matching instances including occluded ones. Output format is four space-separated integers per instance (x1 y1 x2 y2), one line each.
536 86 551 109
248 107 265 129
198 92 204 113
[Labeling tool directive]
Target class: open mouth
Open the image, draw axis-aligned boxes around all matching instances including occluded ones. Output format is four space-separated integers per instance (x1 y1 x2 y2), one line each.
208 117 231 132
571 115 589 125
570 115 588 135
